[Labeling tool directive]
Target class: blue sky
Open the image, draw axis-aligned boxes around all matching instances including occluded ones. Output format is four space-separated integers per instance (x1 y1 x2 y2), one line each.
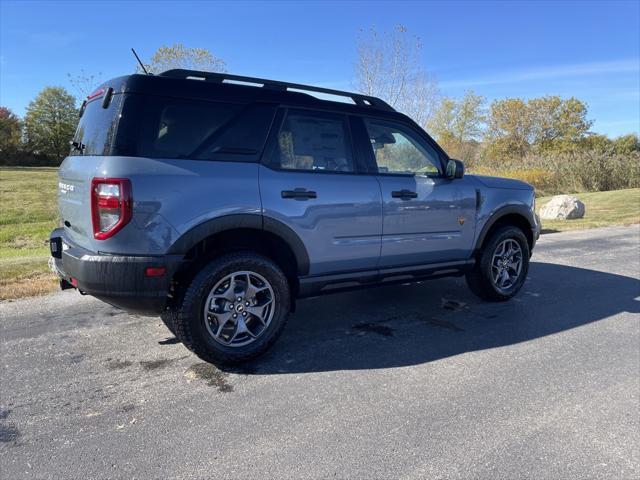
1 0 638 137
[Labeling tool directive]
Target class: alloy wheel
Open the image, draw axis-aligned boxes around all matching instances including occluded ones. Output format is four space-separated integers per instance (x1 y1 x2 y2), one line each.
203 271 275 347
490 239 523 293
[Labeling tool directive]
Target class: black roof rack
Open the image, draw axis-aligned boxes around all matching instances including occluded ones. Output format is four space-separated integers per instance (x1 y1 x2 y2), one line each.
158 69 395 112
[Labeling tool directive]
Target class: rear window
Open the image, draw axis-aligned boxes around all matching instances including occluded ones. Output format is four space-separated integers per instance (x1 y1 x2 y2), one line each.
71 94 123 156
113 95 276 162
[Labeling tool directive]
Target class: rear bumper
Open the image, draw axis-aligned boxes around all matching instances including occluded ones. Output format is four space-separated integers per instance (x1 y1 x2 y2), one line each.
49 228 182 315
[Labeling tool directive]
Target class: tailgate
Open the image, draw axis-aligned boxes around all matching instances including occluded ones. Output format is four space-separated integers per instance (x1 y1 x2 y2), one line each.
58 156 101 251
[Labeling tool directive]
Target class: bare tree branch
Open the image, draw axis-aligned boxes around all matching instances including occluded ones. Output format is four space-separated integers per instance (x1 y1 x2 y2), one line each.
354 25 439 128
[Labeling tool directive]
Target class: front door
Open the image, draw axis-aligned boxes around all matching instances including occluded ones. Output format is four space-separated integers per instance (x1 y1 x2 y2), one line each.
260 109 382 276
358 117 477 267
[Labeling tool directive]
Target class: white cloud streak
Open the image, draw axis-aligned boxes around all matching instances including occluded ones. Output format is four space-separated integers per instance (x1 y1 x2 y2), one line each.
440 59 640 89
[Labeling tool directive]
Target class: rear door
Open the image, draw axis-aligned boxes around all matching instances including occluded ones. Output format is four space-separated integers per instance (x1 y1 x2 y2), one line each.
259 108 382 275
356 117 477 267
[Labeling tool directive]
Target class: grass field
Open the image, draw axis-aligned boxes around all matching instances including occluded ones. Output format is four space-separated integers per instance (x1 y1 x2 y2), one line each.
0 167 638 301
0 167 59 300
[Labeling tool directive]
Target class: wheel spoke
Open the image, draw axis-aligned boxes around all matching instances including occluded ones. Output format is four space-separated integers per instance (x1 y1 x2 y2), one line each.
498 269 510 287
230 315 255 342
507 260 521 273
213 276 239 302
245 281 269 300
491 266 501 284
213 311 233 337
247 299 272 325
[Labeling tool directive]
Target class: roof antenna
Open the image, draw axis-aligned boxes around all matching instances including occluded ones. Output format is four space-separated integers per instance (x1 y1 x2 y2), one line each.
131 48 150 75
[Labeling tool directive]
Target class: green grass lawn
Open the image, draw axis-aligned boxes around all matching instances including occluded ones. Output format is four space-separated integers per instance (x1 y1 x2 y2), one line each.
536 188 640 233
0 167 59 299
0 166 638 300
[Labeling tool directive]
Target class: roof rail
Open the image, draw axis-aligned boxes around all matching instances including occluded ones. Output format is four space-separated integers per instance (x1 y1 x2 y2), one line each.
158 69 395 112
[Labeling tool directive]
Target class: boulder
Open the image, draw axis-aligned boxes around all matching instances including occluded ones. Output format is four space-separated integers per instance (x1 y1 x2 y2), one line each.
539 195 585 220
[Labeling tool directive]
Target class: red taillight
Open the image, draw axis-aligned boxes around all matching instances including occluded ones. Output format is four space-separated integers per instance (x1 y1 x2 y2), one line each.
91 178 132 240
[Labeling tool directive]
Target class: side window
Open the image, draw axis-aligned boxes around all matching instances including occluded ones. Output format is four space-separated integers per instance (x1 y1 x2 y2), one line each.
271 110 354 173
363 119 441 175
150 102 240 158
116 96 274 162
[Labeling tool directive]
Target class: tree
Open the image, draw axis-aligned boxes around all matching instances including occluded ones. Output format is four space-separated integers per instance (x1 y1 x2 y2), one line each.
428 91 485 163
354 25 440 128
24 87 78 162
484 98 533 160
528 96 592 152
484 96 593 160
0 107 22 154
140 43 227 74
612 133 639 154
579 133 613 152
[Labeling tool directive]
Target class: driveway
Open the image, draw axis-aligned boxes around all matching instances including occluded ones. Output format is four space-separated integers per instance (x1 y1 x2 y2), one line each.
1 225 639 479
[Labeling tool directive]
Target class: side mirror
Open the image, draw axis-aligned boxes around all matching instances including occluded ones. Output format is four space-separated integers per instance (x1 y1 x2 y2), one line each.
446 159 464 179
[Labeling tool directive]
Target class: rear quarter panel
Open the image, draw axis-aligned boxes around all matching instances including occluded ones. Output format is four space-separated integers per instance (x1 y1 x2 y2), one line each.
90 157 262 255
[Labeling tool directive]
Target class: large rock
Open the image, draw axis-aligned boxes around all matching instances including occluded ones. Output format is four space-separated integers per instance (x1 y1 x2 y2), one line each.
539 195 585 220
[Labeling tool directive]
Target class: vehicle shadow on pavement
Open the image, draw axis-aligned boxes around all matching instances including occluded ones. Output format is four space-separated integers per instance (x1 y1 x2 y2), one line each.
224 262 640 374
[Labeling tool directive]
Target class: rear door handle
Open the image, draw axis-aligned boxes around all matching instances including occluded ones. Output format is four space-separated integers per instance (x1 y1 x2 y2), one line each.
391 189 418 200
281 189 317 200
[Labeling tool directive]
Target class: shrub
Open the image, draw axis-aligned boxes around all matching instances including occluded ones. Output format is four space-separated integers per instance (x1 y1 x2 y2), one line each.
0 151 59 167
470 151 640 195
470 166 555 194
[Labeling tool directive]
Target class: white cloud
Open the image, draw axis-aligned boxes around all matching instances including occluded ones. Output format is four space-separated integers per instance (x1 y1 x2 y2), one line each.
440 59 640 89
29 32 82 49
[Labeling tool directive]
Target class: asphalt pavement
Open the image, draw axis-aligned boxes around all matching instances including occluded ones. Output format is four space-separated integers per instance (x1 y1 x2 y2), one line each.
1 225 639 479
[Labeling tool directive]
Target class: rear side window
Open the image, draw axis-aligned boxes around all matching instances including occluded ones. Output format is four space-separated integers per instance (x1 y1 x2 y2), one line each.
71 94 123 156
114 95 275 162
269 110 354 172
151 103 238 157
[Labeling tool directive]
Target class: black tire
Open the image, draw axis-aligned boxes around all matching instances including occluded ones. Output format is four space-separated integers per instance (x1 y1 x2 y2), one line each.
466 226 530 302
173 252 291 364
159 308 177 336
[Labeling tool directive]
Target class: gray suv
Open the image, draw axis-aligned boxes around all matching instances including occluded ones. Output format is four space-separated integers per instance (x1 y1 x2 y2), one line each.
50 69 540 363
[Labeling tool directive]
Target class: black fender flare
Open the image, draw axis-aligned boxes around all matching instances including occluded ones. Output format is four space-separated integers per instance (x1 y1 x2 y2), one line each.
474 204 535 252
167 214 310 276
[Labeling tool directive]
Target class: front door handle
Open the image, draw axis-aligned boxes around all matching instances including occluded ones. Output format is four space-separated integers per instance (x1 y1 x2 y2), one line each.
391 189 418 200
281 188 317 200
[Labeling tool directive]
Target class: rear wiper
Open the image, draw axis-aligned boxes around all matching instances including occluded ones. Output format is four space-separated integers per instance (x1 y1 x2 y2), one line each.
70 140 85 154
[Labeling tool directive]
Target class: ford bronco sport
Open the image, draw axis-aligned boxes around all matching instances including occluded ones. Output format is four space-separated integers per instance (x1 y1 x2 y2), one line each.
50 69 540 363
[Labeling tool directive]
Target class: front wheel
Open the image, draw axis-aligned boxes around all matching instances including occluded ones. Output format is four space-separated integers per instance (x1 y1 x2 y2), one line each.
466 226 530 301
173 252 291 364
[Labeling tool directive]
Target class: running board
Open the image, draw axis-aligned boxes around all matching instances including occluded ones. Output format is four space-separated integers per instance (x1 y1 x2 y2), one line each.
297 259 474 298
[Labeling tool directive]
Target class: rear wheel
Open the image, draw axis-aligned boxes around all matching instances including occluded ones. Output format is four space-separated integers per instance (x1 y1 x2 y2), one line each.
173 252 290 364
466 226 530 301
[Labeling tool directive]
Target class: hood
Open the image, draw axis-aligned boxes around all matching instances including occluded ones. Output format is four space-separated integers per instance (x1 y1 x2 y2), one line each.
469 174 533 191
